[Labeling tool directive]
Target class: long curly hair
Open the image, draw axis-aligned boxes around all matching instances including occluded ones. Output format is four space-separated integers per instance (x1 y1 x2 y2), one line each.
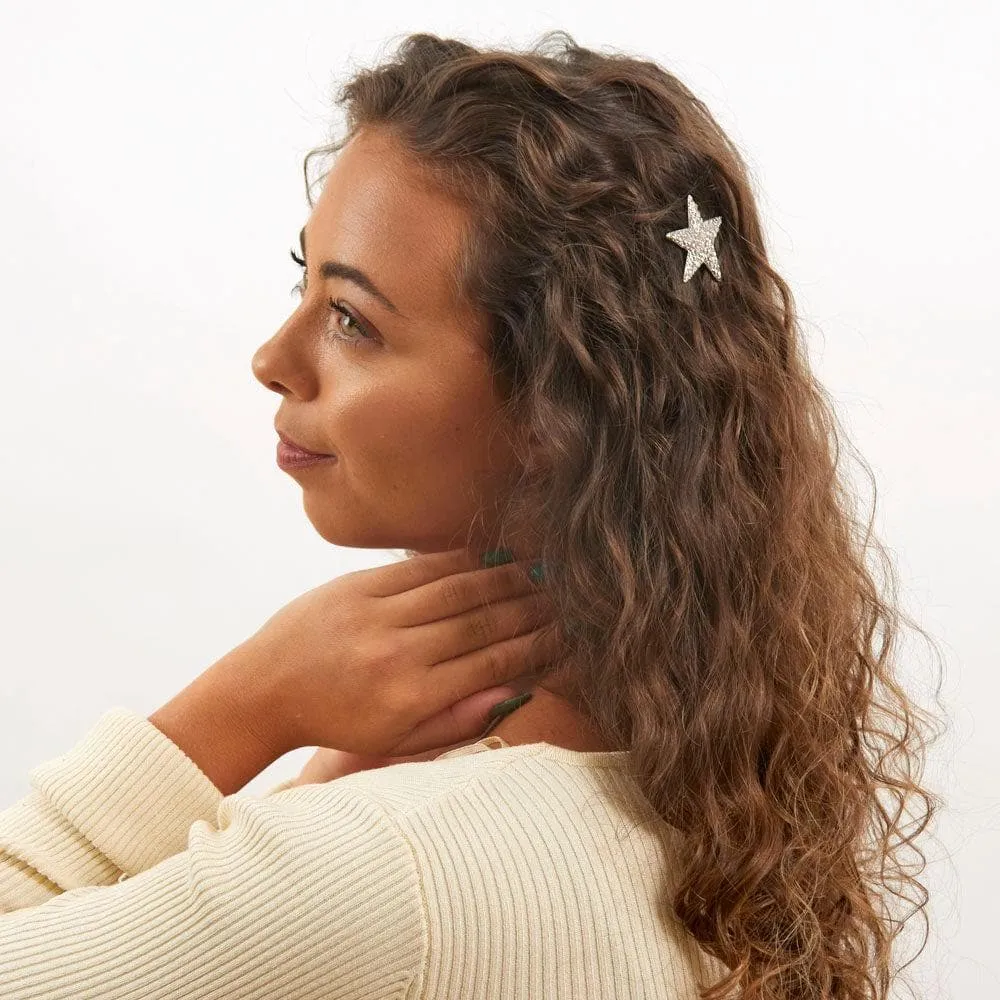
300 31 946 1000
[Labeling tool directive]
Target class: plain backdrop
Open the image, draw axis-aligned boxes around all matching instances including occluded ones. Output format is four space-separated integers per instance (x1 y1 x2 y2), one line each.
0 2 994 997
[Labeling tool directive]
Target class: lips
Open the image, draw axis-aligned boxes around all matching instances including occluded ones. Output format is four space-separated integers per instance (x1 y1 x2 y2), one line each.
276 428 334 458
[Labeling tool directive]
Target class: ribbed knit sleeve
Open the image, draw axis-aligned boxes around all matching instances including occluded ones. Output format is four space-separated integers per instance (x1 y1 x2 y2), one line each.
0 707 224 910
0 708 732 998
0 781 428 999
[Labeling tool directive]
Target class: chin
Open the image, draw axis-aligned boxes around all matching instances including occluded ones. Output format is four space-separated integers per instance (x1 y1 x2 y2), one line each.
299 498 355 547
298 507 409 552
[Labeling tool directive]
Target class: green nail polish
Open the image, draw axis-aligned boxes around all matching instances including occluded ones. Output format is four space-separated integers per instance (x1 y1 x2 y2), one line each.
481 547 516 568
528 561 545 583
486 690 533 721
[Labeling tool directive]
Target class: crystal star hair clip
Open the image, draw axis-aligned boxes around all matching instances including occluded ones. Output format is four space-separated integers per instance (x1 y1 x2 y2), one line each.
665 194 723 282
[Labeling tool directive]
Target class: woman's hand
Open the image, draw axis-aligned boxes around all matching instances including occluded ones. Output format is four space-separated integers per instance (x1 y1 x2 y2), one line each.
288 686 535 787
241 547 559 760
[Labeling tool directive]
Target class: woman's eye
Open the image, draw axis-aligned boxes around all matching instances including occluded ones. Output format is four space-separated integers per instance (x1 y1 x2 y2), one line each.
326 300 374 348
287 247 374 348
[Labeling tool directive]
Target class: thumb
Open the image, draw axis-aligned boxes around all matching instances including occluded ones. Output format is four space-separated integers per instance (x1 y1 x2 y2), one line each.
390 686 534 756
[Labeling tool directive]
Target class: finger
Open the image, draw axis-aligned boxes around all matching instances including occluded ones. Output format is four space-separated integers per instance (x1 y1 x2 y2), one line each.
417 589 556 665
389 684 528 756
358 547 483 598
392 558 542 628
430 621 566 708
296 748 369 783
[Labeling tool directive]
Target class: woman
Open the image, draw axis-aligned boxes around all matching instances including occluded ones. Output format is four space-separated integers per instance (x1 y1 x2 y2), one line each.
0 30 942 1000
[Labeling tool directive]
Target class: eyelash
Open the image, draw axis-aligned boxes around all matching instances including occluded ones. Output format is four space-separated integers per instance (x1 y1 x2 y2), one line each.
289 247 375 349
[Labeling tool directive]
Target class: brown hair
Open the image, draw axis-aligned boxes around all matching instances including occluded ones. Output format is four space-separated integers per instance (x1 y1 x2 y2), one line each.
301 31 946 1000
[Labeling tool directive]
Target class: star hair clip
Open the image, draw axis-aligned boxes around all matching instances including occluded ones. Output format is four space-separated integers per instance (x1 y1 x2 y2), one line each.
665 194 723 282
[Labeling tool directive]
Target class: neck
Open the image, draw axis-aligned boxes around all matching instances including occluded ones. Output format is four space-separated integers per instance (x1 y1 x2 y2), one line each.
486 681 615 753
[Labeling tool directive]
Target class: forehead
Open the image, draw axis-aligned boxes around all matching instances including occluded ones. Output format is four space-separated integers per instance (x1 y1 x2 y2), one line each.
306 128 471 324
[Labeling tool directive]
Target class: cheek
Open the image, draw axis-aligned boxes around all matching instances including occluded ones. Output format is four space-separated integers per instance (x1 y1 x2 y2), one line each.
341 377 514 510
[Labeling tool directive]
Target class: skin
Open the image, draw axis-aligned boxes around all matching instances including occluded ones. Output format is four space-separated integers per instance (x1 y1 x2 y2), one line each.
250 126 610 755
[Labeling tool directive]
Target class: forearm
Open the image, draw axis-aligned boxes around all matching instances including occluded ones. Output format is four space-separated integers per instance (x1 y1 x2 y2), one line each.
2 708 224 911
148 642 290 796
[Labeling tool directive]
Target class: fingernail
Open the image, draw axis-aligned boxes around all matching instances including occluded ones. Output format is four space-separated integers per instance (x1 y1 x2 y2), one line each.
486 690 533 721
481 547 516 568
528 560 545 584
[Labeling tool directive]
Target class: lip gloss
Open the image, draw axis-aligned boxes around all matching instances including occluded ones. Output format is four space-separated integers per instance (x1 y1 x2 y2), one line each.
276 441 337 470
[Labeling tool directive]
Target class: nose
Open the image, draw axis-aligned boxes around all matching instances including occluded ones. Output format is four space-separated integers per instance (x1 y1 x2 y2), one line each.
252 293 327 400
251 336 283 394
251 311 319 399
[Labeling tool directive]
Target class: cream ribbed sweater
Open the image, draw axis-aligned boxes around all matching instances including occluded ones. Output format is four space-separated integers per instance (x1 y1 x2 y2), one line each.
0 707 729 999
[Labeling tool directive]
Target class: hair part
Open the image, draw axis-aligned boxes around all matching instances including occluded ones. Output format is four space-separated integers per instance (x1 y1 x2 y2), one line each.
302 30 946 1000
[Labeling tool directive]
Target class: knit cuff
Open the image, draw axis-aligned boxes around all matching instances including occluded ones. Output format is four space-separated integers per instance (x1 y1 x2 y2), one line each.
25 707 224 878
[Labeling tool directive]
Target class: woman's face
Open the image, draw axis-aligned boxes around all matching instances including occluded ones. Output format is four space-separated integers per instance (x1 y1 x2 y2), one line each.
252 127 528 556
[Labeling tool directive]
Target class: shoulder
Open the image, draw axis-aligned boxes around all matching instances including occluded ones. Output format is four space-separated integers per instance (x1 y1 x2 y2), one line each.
276 744 673 885
261 743 657 858
312 743 652 826
254 751 718 999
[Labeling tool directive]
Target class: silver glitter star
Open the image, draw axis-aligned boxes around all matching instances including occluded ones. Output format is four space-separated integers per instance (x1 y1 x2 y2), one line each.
665 195 723 282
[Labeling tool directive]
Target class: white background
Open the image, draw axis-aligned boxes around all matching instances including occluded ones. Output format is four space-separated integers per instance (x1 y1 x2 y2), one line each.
0 2 995 996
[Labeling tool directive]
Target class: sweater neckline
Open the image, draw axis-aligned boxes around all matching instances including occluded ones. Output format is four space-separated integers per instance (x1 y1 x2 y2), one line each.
434 734 631 766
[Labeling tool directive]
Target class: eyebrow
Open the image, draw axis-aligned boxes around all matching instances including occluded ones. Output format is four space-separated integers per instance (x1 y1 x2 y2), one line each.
299 226 403 317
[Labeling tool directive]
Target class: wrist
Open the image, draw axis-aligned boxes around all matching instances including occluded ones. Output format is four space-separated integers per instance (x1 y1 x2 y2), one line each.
149 642 294 796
